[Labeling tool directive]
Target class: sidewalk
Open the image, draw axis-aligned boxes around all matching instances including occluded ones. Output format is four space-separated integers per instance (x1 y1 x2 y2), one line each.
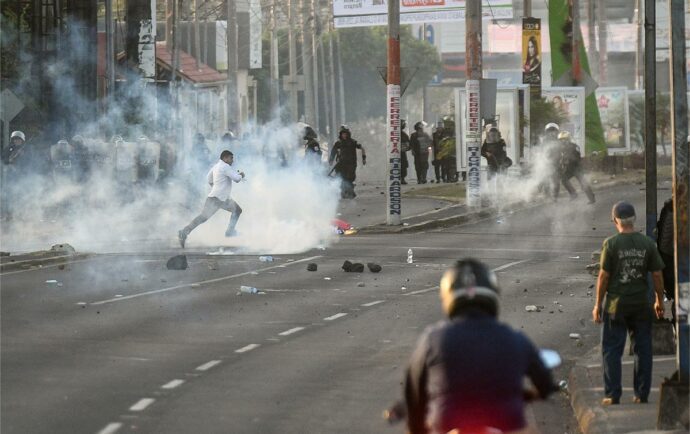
569 345 688 434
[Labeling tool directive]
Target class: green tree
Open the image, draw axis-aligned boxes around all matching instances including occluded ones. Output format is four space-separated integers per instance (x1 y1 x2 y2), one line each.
336 26 441 120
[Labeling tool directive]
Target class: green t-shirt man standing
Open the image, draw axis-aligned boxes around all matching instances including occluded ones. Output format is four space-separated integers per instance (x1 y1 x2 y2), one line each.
593 201 666 406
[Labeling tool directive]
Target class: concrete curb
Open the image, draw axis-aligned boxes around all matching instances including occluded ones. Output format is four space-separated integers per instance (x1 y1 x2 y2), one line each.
357 177 633 234
569 362 614 434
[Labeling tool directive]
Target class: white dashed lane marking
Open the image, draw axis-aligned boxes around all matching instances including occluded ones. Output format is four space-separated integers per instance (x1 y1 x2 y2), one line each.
161 379 185 390
235 344 260 353
195 360 222 371
278 327 305 336
361 300 385 307
324 313 347 321
493 259 530 272
97 422 123 434
129 398 155 412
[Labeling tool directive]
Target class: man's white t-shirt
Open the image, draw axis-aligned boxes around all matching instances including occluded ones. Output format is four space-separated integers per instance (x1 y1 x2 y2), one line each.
207 160 242 201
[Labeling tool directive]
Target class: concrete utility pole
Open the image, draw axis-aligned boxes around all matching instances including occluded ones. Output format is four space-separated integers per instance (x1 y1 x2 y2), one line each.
193 0 201 69
587 0 597 78
596 0 607 85
644 0 656 239
287 0 299 121
635 0 643 89
335 31 346 124
105 0 115 105
301 0 315 124
524 0 531 17
269 2 279 113
667 0 689 385
328 23 338 133
422 23 428 122
310 0 320 133
571 0 582 84
319 35 331 140
465 0 482 207
227 0 238 131
385 0 402 225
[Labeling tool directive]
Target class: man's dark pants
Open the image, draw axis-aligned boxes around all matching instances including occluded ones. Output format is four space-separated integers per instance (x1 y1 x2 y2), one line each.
181 196 242 236
336 164 357 198
602 306 653 401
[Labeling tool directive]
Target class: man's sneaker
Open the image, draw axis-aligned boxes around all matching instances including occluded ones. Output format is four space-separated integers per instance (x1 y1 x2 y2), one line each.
178 230 186 248
225 229 238 237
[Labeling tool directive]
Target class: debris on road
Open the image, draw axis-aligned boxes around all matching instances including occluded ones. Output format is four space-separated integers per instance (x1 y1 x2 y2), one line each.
166 255 188 270
407 249 414 264
46 279 58 284
342 261 364 273
569 333 581 340
586 263 600 276
525 305 541 312
240 285 259 294
367 263 382 273
259 256 274 262
569 256 580 259
324 277 332 281
357 282 365 287
208 247 234 255
51 243 76 254
307 263 318 272
332 219 358 235
591 250 601 261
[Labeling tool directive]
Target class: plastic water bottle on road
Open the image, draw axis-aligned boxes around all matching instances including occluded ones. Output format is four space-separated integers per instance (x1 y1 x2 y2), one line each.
240 285 258 294
407 249 413 264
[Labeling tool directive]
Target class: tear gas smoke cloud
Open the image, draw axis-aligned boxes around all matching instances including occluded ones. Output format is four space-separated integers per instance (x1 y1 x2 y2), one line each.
1 27 340 255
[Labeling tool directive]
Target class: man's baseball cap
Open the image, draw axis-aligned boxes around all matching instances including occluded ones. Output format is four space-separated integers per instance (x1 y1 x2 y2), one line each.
612 201 636 220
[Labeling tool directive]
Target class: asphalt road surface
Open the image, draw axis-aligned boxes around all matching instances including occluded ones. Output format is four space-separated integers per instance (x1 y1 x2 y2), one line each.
1 184 660 434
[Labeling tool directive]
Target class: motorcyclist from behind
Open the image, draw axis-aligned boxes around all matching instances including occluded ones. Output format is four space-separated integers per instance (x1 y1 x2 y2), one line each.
404 259 557 434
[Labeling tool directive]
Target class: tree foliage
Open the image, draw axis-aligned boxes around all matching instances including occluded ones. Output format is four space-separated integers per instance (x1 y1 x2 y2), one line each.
528 97 569 145
336 26 442 121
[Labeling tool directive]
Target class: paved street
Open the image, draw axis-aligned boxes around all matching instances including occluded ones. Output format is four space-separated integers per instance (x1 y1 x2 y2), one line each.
1 184 660 434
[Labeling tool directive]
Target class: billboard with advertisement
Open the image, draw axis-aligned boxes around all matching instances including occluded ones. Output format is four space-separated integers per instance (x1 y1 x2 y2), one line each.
595 87 630 155
522 18 542 96
333 0 513 28
541 87 586 156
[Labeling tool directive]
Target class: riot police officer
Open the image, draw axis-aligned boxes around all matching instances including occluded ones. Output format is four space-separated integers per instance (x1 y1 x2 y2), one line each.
329 125 366 199
303 125 322 164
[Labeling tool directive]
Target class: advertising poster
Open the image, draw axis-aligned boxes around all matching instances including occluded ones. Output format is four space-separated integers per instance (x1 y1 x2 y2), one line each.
595 87 630 154
522 18 542 97
542 87 586 156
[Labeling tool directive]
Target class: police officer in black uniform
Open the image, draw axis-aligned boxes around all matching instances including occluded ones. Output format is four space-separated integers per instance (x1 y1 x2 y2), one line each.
329 125 366 199
481 125 512 179
303 125 322 164
410 121 431 184
401 120 410 185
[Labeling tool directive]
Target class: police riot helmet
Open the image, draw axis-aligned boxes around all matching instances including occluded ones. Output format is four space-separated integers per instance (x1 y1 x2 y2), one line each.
222 131 236 143
414 121 427 131
339 125 351 135
544 123 560 133
303 125 317 140
10 131 25 142
56 139 69 147
442 116 455 131
557 131 571 141
439 258 500 318
71 135 85 147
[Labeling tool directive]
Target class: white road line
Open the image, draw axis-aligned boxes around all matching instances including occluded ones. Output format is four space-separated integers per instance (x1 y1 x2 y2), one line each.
97 422 123 434
129 398 155 412
195 360 222 371
324 313 347 321
235 344 260 353
493 259 530 272
90 255 322 305
585 356 676 369
161 379 185 389
403 286 439 296
278 327 305 336
362 300 385 307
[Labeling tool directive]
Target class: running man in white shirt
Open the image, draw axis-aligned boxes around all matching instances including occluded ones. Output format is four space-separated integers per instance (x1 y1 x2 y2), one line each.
178 150 245 248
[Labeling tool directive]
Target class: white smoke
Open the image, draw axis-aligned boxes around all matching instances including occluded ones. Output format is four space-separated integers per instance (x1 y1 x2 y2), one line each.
1 26 340 255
